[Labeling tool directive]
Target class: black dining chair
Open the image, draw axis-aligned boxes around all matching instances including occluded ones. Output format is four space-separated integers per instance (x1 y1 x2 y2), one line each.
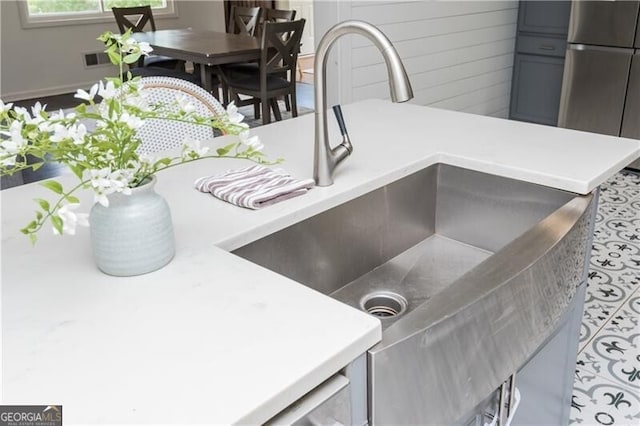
112 6 185 72
112 6 213 91
227 6 262 37
260 8 297 36
225 8 297 77
216 6 263 104
226 19 306 125
221 8 298 110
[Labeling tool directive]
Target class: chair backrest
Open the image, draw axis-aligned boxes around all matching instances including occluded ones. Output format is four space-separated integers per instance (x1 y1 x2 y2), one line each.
227 6 262 37
259 8 296 38
259 19 306 84
134 77 226 154
112 5 157 34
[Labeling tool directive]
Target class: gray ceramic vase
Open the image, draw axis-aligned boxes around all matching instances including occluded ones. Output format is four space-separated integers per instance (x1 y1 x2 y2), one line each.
89 176 175 276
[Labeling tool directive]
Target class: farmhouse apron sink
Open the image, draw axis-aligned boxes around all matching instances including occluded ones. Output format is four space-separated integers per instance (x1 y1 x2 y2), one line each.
233 163 596 424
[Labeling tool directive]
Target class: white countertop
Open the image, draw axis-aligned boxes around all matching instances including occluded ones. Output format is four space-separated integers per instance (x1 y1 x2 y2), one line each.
2 99 639 424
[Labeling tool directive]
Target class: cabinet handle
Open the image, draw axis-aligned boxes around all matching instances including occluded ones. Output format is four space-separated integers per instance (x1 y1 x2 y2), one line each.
539 44 556 51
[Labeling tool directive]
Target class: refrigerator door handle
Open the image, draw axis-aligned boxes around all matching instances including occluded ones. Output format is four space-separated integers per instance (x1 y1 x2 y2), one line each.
567 43 635 54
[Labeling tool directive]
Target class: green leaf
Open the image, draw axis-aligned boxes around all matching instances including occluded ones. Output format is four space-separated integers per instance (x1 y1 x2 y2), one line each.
31 162 44 171
22 220 37 231
107 50 121 65
69 164 84 180
97 32 110 42
29 233 37 245
65 195 80 204
217 142 237 156
51 215 63 235
35 198 50 211
40 180 63 194
123 53 141 64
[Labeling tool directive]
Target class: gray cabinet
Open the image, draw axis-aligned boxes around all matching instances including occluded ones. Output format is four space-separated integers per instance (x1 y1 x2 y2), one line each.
510 1 571 126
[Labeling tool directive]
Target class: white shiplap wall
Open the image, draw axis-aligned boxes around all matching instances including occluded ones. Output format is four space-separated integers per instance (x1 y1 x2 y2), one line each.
335 1 518 118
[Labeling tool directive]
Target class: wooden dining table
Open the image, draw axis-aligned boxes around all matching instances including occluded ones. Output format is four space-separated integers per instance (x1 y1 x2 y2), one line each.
133 29 261 94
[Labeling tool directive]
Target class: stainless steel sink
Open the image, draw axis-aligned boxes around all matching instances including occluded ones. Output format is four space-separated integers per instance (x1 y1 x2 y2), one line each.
233 164 596 425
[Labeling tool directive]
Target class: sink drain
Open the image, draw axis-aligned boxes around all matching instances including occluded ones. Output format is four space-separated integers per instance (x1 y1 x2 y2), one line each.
361 292 407 318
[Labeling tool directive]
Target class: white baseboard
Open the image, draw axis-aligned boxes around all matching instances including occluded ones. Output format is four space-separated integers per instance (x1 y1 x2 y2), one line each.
1 81 96 102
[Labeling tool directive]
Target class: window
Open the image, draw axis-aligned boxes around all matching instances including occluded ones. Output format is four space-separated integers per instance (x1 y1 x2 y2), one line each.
18 0 177 28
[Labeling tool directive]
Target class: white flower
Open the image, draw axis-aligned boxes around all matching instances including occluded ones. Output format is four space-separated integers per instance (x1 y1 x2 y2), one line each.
226 101 244 124
49 123 70 143
0 121 27 163
176 94 196 114
50 122 87 144
0 100 13 113
137 41 153 55
13 106 31 121
75 83 99 102
98 80 117 100
9 102 46 127
88 168 133 207
119 112 145 130
109 169 133 194
138 153 157 165
53 203 89 236
124 93 150 111
30 102 47 120
120 37 137 53
182 137 209 159
68 123 88 144
89 168 115 207
121 37 153 56
239 130 264 151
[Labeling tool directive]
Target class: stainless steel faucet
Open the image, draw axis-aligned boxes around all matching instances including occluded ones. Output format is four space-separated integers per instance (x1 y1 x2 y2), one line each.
313 20 414 186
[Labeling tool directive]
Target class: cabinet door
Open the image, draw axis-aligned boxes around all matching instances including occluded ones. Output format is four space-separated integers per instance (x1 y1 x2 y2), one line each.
510 54 566 125
518 1 572 35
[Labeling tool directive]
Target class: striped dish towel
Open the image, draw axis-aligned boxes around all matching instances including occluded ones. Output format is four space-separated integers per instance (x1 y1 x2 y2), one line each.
194 165 315 209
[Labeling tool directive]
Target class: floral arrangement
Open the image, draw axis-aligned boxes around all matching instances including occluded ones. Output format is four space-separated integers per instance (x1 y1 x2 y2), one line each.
0 30 274 243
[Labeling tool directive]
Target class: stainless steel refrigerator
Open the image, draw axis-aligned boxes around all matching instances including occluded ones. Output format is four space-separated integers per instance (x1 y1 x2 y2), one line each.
558 0 640 169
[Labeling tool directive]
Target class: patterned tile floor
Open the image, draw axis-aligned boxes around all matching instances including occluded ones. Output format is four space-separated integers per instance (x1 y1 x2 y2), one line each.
571 170 640 425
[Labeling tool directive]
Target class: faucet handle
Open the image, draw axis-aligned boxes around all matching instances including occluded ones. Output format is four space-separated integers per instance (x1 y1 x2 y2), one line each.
332 105 353 154
332 105 349 137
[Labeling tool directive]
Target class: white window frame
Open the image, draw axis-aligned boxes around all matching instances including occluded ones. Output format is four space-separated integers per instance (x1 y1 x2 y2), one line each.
17 0 178 29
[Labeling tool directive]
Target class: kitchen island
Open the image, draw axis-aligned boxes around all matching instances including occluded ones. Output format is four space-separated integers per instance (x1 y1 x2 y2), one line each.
2 100 639 424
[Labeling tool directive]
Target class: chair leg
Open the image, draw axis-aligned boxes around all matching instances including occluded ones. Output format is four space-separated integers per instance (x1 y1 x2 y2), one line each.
261 97 271 125
221 82 230 106
210 84 220 101
284 95 291 112
270 98 282 121
291 88 298 118
254 100 260 119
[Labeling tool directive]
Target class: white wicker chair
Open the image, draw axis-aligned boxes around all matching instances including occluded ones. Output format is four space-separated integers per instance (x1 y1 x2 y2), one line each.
135 76 226 154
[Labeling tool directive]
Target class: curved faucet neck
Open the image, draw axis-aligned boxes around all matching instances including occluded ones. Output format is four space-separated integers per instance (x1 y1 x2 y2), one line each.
313 20 413 187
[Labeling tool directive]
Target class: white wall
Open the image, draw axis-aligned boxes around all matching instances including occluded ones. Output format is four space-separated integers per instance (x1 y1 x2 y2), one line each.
315 0 518 118
1 0 225 101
